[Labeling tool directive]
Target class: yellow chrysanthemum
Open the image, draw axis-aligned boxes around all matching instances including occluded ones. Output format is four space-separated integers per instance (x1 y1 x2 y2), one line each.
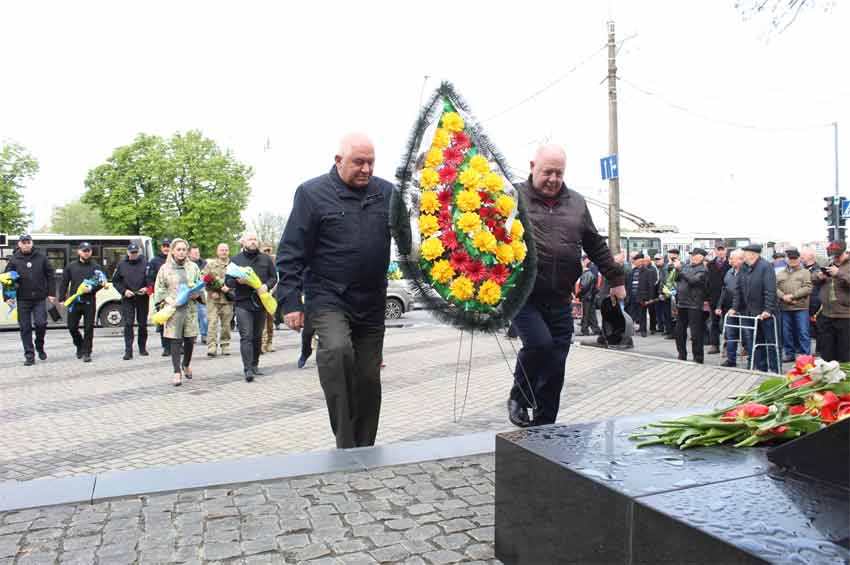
483 172 504 193
419 214 439 238
425 147 443 168
512 240 527 262
495 243 515 265
442 112 465 133
432 128 451 149
456 212 481 233
430 260 455 284
495 195 516 216
420 168 440 190
477 280 503 306
469 155 490 175
509 220 525 240
456 190 481 213
420 191 440 215
450 276 475 301
473 231 498 254
420 237 445 261
458 167 482 191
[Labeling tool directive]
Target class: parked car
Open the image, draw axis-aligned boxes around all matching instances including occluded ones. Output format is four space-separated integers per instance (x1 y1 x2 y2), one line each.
385 279 415 319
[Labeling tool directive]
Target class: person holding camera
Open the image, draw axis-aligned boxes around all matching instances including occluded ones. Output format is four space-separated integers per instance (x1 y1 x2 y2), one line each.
816 241 850 362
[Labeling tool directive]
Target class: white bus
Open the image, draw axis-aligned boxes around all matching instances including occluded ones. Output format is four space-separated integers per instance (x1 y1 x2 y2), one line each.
596 230 755 258
0 234 154 328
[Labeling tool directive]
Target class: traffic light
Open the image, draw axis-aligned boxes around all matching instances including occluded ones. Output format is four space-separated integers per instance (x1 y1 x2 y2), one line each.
824 196 836 224
828 227 846 242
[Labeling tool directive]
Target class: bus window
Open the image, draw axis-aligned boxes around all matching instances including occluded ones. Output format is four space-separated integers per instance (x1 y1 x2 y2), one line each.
102 246 126 279
45 247 68 272
628 237 661 257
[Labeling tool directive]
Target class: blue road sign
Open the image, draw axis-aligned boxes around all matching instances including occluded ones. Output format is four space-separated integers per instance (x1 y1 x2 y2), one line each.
842 198 850 219
601 154 618 180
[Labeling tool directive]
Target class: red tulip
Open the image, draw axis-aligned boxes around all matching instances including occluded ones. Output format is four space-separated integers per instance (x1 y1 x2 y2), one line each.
788 405 806 415
721 402 770 421
794 355 816 372
789 376 813 389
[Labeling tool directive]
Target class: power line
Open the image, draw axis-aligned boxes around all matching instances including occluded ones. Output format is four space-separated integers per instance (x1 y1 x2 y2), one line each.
619 77 833 132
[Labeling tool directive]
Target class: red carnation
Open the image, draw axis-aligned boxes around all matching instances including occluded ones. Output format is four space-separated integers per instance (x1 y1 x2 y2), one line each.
465 260 486 282
452 131 471 150
489 264 510 285
437 189 453 207
443 147 464 167
439 167 458 185
438 210 453 230
450 251 471 271
441 230 460 251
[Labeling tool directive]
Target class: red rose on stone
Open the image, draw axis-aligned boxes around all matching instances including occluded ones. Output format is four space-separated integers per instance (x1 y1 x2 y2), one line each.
439 167 458 185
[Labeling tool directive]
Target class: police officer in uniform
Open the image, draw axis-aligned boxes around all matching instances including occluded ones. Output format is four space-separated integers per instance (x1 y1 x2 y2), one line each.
113 242 150 359
59 242 105 362
3 234 56 365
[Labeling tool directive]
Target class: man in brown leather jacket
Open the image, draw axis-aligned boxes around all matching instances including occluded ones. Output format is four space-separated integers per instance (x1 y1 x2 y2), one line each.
509 145 625 427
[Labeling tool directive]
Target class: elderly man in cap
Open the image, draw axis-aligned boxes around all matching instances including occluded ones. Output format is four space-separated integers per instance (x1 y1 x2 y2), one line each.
3 234 56 365
112 242 150 359
815 241 850 362
59 242 105 362
672 248 709 363
729 244 779 372
147 238 172 356
776 248 812 362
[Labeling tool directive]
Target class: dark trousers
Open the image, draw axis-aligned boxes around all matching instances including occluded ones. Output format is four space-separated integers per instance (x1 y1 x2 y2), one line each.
301 314 315 361
236 306 266 371
655 300 671 335
627 298 647 335
817 315 850 363
122 296 149 353
170 337 195 373
510 300 573 425
580 297 599 334
67 301 95 355
676 307 705 363
708 309 723 347
18 299 47 360
312 310 385 448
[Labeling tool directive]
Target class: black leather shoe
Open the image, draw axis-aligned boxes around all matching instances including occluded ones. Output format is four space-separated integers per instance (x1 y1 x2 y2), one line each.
139 349 149 356
83 354 92 363
244 370 254 383
251 367 264 376
76 348 83 359
24 358 35 366
37 349 47 361
507 399 531 428
123 351 132 360
721 360 736 367
161 349 170 357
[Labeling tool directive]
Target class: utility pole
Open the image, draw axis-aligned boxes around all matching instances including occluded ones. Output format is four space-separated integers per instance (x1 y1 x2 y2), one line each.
607 20 621 255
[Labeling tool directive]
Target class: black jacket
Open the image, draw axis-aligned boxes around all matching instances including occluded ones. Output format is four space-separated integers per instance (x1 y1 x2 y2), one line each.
226 249 278 311
675 262 708 309
276 166 393 322
805 262 823 316
3 248 55 301
59 259 105 304
638 266 658 302
518 180 623 304
733 258 777 315
146 253 167 286
113 256 149 297
719 268 739 312
707 258 731 309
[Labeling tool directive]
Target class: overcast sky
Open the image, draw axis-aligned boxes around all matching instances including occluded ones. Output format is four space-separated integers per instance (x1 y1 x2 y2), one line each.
1 0 847 244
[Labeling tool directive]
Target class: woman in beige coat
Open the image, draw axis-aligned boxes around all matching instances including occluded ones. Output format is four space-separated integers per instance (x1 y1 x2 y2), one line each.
153 238 203 386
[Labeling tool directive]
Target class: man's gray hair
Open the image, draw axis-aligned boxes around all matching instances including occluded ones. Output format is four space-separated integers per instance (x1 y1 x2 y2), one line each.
729 248 745 260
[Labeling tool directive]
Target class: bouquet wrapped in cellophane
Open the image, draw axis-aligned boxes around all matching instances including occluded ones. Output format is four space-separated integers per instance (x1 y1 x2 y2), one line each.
1 271 19 321
152 281 206 325
225 263 277 315
63 270 109 310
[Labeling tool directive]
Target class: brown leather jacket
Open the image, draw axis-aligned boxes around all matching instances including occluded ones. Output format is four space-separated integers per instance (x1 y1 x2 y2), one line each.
518 180 623 304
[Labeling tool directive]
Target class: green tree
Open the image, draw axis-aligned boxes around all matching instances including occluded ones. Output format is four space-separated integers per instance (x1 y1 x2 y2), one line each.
49 199 109 235
83 131 253 256
0 141 39 234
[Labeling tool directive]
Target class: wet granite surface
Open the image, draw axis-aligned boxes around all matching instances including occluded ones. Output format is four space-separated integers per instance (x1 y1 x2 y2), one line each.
495 411 849 565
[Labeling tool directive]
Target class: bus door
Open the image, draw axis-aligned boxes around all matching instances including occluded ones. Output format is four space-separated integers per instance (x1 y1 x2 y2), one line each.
44 244 70 299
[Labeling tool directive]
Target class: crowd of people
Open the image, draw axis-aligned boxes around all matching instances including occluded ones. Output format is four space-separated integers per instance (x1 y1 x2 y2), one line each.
577 240 850 371
3 134 848 449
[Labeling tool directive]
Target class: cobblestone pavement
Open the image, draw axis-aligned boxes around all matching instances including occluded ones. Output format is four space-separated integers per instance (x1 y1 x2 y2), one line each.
0 313 765 483
0 454 499 565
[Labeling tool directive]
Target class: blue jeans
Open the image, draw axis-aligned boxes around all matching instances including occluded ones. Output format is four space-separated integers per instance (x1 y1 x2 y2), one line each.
654 299 670 335
781 310 810 359
197 302 208 338
741 316 780 373
724 313 741 364
509 299 573 425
